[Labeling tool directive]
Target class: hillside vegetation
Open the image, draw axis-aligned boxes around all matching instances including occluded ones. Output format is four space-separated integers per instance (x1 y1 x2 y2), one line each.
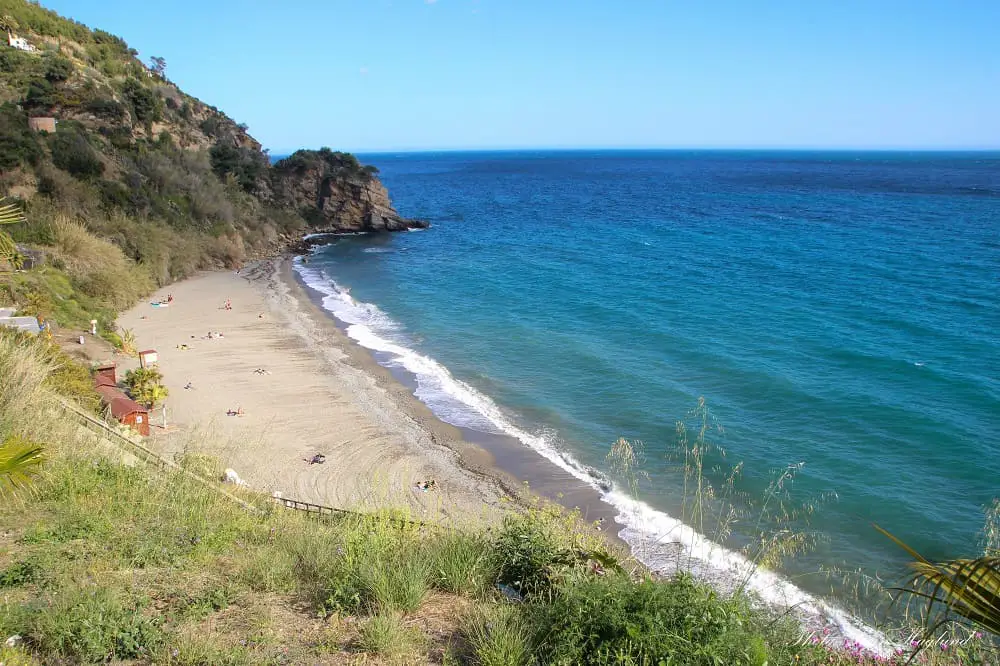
0 0 415 331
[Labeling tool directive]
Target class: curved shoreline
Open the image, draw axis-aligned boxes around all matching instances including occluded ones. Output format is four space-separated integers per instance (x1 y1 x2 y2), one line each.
276 257 624 535
287 250 893 654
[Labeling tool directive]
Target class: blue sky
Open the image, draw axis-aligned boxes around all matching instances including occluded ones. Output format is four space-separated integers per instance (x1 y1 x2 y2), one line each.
42 0 999 152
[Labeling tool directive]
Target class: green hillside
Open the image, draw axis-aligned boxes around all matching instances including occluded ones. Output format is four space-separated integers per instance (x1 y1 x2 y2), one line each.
0 0 415 330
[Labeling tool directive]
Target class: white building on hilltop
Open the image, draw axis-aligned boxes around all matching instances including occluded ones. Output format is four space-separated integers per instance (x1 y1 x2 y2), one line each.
6 33 37 53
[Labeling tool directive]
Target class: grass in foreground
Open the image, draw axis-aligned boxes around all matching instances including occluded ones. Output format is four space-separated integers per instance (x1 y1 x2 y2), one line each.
0 330 996 665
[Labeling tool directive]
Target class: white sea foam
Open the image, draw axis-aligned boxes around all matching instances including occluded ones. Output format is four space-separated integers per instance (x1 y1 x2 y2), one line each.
293 256 892 655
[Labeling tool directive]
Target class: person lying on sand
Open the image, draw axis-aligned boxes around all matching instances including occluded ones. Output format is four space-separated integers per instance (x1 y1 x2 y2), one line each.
226 407 244 417
304 454 326 465
184 382 194 390
414 480 437 491
176 344 190 350
253 368 270 375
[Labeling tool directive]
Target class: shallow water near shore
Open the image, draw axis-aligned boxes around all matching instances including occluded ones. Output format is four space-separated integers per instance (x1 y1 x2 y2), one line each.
295 150 999 643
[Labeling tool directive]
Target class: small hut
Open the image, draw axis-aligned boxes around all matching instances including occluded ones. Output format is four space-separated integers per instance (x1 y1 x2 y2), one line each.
27 117 56 133
138 349 159 368
96 385 150 436
94 363 117 386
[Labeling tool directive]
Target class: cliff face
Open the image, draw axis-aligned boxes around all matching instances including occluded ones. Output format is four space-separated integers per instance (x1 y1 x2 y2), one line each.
265 149 427 233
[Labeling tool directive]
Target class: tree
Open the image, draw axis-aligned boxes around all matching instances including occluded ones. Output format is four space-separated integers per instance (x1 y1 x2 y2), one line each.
123 367 169 407
149 56 166 77
0 197 26 270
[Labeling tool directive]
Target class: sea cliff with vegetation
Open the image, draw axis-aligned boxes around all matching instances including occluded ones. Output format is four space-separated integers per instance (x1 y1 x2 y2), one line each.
0 1 997 664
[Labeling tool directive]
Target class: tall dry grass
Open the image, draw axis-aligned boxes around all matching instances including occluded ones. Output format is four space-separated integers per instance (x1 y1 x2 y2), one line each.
47 217 154 310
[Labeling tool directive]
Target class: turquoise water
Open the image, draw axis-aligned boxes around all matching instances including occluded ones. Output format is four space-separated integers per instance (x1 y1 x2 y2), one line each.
296 151 999 628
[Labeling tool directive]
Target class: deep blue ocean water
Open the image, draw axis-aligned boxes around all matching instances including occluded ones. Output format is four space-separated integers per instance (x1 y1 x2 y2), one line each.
296 151 999 629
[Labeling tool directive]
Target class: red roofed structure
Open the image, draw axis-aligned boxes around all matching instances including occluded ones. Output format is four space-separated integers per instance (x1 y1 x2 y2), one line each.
94 381 150 436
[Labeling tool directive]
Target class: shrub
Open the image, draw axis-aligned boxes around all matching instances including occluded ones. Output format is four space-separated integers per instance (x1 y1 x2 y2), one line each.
491 513 568 598
0 104 42 169
85 98 126 121
22 586 163 662
23 78 57 112
49 126 104 179
530 573 787 666
359 550 430 613
47 217 154 310
121 78 161 123
42 55 73 83
428 531 494 596
464 605 530 666
209 143 266 193
0 559 41 588
97 178 131 210
357 612 420 658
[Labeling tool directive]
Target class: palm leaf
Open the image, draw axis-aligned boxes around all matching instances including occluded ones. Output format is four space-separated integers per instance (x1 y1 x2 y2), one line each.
0 198 26 226
876 523 1000 636
0 435 45 495
0 198 26 269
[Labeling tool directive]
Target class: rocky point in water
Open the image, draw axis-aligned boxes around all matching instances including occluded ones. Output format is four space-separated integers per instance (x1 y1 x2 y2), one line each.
264 148 428 235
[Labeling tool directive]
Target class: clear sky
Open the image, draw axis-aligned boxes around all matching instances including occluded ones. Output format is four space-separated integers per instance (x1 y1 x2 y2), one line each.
40 0 999 153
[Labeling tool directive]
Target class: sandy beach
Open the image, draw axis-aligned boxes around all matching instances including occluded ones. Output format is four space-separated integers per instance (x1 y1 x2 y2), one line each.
116 260 514 524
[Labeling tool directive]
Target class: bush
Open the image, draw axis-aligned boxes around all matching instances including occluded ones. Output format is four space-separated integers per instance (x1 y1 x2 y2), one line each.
97 178 131 210
530 573 786 666
492 513 569 598
121 78 161 123
464 605 531 666
359 550 430 613
49 126 104 179
42 55 73 83
0 104 42 169
209 143 266 193
20 586 162 662
85 98 126 121
23 78 57 112
428 531 494 596
358 612 421 658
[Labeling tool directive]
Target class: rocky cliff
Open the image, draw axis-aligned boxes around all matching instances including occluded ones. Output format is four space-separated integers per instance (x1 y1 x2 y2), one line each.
266 149 427 233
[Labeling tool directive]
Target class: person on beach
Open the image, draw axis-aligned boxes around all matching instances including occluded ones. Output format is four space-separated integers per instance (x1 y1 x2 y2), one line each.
224 298 232 311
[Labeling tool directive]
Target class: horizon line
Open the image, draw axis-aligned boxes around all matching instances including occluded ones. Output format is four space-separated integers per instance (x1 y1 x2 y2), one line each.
268 146 1000 156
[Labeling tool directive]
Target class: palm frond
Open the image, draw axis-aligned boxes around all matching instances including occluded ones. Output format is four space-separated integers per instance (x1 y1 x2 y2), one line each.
876 523 1000 636
0 435 45 495
0 198 26 226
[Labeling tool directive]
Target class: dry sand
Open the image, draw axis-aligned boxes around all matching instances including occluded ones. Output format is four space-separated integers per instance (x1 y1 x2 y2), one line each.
116 260 513 525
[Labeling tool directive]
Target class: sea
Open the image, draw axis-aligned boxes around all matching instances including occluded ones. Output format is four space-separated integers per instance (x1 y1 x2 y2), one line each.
292 150 999 643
